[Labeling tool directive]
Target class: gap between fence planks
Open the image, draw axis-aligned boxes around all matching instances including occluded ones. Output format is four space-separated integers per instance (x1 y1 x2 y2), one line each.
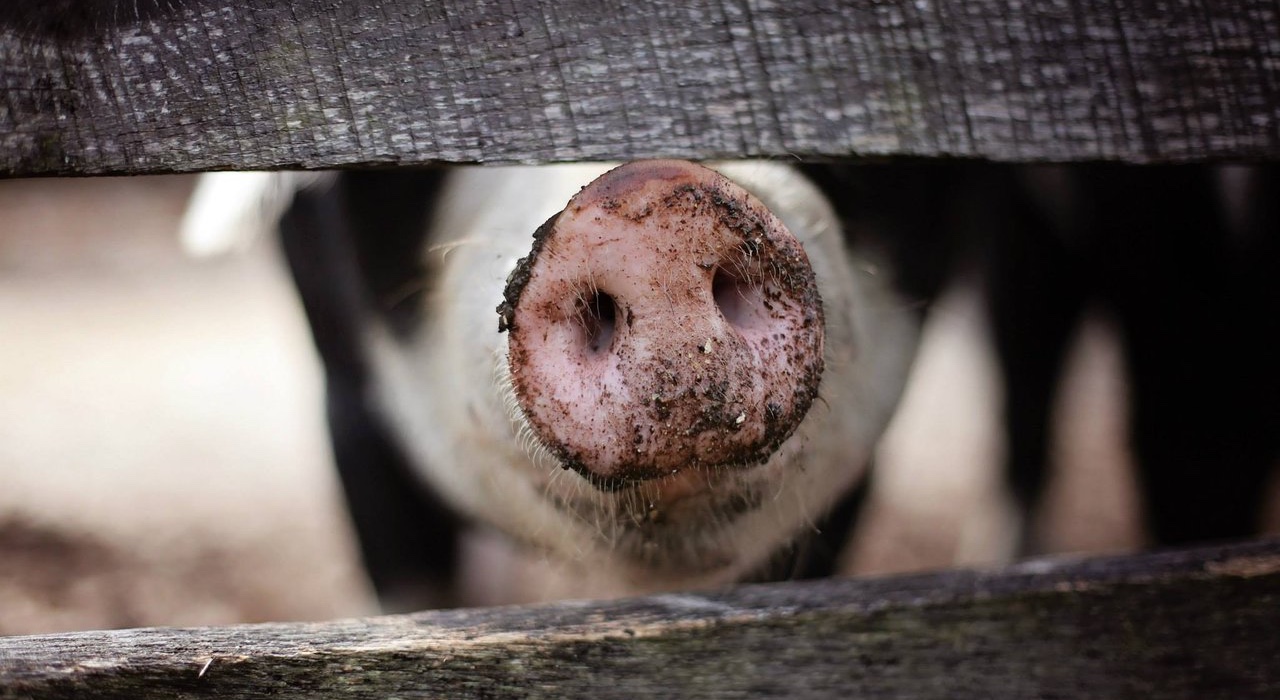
2 0 1279 177
1 537 1277 699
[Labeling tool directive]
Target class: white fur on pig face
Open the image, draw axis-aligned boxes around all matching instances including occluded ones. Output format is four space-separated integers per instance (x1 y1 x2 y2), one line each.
365 162 920 592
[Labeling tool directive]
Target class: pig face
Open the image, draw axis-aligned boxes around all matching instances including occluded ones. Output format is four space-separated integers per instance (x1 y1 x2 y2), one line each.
361 161 920 592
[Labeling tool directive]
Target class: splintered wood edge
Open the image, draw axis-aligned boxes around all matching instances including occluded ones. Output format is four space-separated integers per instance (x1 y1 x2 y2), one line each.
2 0 1280 176
1 537 1279 699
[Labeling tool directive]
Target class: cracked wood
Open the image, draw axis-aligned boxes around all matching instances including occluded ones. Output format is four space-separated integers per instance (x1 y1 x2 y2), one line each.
2 0 1279 175
1 538 1279 698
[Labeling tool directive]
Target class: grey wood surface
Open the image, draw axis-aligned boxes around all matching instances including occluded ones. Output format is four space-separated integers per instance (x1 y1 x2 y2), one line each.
1 537 1278 699
3 0 1279 176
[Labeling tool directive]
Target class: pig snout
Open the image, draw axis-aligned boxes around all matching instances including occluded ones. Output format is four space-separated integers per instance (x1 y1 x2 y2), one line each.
497 160 826 489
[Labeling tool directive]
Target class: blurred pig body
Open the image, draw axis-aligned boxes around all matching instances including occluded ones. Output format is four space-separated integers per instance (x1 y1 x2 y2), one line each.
988 164 1280 552
270 162 925 608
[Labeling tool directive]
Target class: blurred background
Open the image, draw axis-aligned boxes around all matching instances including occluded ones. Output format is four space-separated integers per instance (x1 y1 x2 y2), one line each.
1 173 1273 636
0 176 374 635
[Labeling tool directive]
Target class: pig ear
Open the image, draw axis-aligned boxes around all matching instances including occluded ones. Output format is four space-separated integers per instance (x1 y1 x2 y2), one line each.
179 171 329 258
179 171 270 258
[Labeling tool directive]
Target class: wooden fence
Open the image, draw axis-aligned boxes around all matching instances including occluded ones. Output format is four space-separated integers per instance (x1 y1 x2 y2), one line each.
2 1 1278 697
2 538 1279 698
3 0 1279 176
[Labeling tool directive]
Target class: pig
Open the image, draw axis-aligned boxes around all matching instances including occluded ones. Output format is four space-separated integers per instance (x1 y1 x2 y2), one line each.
198 159 1278 612
261 161 947 609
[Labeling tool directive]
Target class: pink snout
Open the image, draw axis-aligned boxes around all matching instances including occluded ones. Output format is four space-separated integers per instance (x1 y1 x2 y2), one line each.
498 160 825 489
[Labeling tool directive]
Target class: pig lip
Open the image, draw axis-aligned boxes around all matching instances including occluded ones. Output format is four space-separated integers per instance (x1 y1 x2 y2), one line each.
560 457 761 494
547 466 770 571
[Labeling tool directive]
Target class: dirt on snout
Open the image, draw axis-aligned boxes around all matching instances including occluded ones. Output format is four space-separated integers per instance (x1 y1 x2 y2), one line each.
500 161 825 490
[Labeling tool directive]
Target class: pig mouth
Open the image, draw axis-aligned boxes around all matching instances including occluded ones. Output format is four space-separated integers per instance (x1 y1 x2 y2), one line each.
550 466 767 518
544 459 779 573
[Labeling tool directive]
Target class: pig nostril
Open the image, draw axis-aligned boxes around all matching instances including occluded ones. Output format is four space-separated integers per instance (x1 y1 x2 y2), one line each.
712 266 762 331
580 290 617 355
503 161 829 488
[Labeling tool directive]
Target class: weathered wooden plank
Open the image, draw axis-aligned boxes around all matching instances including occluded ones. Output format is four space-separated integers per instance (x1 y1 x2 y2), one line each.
1 538 1278 699
3 0 1279 176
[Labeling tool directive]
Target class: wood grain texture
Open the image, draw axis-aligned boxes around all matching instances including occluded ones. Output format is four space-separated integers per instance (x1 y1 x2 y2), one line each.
2 538 1278 699
2 0 1279 176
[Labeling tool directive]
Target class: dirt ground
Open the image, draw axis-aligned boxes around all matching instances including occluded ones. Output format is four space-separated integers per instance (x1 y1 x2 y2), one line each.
1 174 1273 636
